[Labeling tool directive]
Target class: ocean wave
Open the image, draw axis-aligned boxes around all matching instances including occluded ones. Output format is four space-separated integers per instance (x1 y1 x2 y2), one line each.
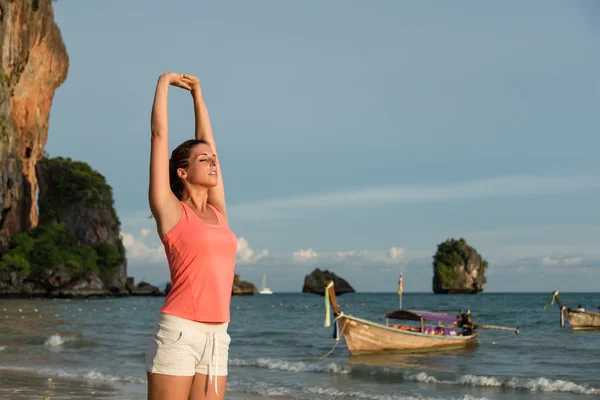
56 369 145 384
44 334 78 347
303 386 487 400
229 357 351 374
228 378 487 400
230 357 600 395
0 365 144 384
407 372 600 396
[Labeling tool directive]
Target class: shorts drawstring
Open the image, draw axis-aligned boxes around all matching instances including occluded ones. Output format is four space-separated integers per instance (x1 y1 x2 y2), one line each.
214 332 219 396
206 332 220 396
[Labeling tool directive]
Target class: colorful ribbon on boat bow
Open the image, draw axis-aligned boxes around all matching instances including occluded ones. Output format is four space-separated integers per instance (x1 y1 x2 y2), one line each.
324 281 334 327
542 290 559 310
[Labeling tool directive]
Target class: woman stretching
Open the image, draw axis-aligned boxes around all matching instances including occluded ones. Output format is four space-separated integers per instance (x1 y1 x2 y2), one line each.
145 72 237 400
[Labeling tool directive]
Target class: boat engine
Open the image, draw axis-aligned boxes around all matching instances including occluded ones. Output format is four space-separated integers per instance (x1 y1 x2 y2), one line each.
457 310 474 335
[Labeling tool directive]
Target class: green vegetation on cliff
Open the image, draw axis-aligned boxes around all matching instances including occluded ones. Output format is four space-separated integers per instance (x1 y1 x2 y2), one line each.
432 238 488 293
0 224 122 277
0 156 123 279
37 155 120 226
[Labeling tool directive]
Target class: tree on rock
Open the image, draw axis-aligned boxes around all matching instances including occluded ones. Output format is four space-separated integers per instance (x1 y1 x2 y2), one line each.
432 238 487 294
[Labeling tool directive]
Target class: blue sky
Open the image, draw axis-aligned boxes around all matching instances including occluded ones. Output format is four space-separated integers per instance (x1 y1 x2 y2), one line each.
47 1 600 292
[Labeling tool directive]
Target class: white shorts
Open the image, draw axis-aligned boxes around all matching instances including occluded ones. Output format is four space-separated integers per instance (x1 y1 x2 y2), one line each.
145 312 230 378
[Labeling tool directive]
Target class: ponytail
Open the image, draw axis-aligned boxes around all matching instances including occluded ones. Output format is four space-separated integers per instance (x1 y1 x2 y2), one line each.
168 139 209 200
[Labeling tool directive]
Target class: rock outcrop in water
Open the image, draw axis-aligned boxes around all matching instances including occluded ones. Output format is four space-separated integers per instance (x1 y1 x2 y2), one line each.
0 0 69 251
302 268 355 296
232 274 256 296
432 238 487 294
128 279 163 296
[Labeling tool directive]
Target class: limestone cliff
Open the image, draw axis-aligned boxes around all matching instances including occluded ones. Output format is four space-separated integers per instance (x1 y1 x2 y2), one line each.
0 156 134 297
36 156 128 294
302 268 355 296
0 0 69 251
432 238 487 294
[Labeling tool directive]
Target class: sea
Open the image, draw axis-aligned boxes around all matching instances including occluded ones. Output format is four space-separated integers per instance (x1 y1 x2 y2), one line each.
1 292 599 400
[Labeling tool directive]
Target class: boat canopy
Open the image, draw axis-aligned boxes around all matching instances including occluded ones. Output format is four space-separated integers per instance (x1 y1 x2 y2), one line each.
384 309 459 323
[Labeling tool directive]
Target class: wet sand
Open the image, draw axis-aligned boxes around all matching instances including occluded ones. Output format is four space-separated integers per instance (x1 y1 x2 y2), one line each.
0 369 268 400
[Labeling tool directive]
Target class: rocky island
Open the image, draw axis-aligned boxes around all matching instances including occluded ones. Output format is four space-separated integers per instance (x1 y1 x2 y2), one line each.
302 268 355 296
232 274 257 296
432 238 487 294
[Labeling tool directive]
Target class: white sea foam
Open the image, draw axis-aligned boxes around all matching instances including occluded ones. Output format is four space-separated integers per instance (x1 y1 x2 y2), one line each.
229 357 351 374
230 357 600 396
229 379 487 400
304 386 485 400
57 370 145 384
407 372 600 395
0 365 144 384
43 334 77 347
0 346 6 351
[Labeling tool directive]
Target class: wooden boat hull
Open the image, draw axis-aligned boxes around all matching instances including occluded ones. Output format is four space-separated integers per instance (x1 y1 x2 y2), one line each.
337 315 478 355
565 310 600 330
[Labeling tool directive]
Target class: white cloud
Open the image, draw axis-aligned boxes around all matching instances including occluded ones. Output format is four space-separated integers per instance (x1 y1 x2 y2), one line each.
564 256 584 265
290 247 405 266
389 247 405 262
236 237 269 265
516 265 528 273
541 257 559 266
120 232 166 264
541 255 584 266
228 174 600 219
140 228 152 239
335 250 368 261
292 248 319 263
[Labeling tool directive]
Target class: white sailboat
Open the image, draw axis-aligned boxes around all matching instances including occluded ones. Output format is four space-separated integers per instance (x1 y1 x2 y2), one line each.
259 273 273 294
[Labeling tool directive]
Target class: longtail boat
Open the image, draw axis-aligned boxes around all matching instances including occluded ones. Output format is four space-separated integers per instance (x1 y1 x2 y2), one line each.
324 281 518 355
543 290 600 330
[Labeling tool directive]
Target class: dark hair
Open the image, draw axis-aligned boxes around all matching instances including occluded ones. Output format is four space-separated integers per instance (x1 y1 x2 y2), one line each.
169 139 209 200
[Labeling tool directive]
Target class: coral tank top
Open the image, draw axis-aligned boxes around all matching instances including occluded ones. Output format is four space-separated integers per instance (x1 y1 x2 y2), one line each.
160 202 237 322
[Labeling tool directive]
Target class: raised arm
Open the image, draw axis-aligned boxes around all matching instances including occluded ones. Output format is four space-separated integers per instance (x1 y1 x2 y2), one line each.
149 73 190 236
182 75 228 220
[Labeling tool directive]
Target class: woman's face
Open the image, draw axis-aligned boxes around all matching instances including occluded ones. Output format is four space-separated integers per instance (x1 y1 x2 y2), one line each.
179 143 218 188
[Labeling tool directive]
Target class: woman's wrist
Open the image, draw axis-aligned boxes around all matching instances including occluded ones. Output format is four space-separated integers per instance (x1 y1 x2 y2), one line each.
191 86 203 99
159 72 180 85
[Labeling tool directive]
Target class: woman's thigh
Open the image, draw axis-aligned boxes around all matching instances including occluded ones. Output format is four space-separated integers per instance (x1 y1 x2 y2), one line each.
189 373 227 400
147 372 194 400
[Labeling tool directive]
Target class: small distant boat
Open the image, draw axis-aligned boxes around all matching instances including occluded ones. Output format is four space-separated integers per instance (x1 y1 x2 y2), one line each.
544 290 600 330
323 281 518 355
259 274 273 295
